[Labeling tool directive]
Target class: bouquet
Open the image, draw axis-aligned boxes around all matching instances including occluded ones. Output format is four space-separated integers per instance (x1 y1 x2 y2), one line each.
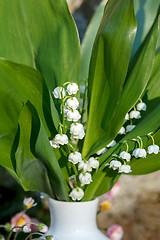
0 0 160 202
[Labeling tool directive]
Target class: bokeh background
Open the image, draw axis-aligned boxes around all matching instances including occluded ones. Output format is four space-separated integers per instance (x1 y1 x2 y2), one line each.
0 0 160 239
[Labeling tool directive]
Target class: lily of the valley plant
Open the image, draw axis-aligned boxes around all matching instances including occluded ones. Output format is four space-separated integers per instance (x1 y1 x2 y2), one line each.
0 0 160 202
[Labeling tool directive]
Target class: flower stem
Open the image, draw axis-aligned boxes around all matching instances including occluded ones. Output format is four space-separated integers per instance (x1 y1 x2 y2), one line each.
123 141 129 152
147 133 155 145
24 232 44 240
137 136 143 148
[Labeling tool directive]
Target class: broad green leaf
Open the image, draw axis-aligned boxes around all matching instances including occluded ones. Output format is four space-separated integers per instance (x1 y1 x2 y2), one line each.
33 108 70 201
142 51 160 116
82 0 137 157
82 4 159 157
15 104 53 195
108 10 160 139
84 102 160 200
80 0 108 83
0 0 81 90
132 0 160 56
0 58 57 174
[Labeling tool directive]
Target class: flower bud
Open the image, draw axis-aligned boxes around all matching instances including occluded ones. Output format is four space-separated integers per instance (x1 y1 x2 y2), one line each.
106 140 116 148
66 97 79 110
52 87 66 99
38 223 48 233
96 147 107 155
126 125 135 133
68 152 82 164
67 83 79 95
23 197 37 209
46 235 55 240
125 113 129 121
118 127 125 135
4 222 12 232
69 187 84 201
67 110 81 122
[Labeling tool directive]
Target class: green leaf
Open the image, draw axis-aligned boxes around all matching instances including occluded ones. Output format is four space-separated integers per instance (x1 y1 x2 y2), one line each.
0 58 57 175
33 106 70 201
80 0 108 83
15 103 53 195
132 0 160 56
142 51 160 115
0 0 81 90
130 130 160 174
82 0 137 157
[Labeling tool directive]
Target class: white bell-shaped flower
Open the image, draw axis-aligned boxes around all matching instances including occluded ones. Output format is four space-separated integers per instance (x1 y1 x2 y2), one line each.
66 97 79 110
70 123 85 140
137 102 147 111
133 148 147 158
148 145 159 154
118 165 132 173
67 83 79 95
67 110 81 122
79 172 92 186
119 151 131 162
129 110 141 119
52 87 66 99
50 140 60 148
125 113 129 121
106 140 116 148
126 125 136 133
76 130 85 139
78 161 92 172
88 157 99 169
109 160 122 170
118 127 125 135
69 187 84 201
68 152 82 164
70 123 83 135
54 134 68 145
61 106 69 117
96 147 107 155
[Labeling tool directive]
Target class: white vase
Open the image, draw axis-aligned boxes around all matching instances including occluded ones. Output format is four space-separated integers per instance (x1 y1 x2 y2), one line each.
46 198 110 240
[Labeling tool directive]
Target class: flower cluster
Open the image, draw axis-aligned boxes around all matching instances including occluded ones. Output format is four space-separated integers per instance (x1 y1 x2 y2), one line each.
107 133 159 173
0 197 54 240
51 82 85 149
119 99 147 135
51 83 101 201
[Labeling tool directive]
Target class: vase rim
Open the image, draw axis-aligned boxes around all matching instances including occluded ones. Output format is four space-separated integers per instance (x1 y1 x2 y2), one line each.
49 197 98 205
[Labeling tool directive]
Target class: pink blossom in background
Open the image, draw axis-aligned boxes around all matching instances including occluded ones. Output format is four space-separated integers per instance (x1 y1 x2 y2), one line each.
109 181 120 197
106 224 124 240
11 212 31 232
30 218 40 232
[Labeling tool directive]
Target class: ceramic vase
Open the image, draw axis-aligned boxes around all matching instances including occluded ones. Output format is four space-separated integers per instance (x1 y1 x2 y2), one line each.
46 198 110 240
